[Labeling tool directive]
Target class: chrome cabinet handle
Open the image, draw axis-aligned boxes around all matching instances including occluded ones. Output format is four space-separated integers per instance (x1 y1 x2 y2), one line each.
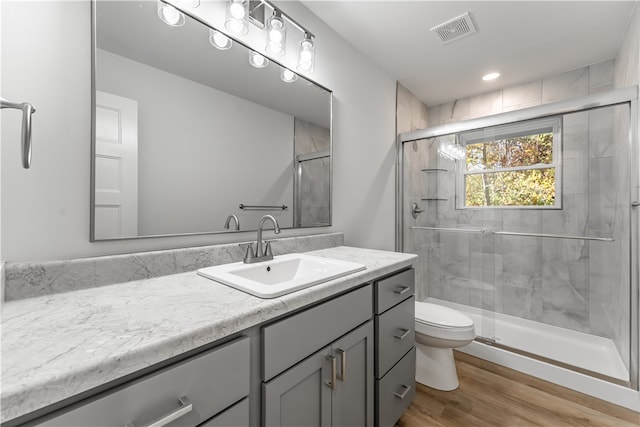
394 385 412 400
326 355 337 390
394 286 411 295
394 328 411 340
336 349 346 382
125 396 193 427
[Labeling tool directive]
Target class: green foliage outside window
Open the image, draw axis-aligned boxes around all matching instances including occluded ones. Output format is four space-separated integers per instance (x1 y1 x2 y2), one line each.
464 132 556 207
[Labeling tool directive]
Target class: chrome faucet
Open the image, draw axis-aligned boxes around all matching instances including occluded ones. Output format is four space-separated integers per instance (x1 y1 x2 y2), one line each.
242 215 280 263
224 214 240 231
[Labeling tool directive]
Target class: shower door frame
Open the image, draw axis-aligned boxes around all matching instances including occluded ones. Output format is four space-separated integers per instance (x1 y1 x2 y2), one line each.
395 86 640 389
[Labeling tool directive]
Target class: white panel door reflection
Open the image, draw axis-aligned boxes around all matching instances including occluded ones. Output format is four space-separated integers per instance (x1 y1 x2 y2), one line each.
94 91 138 239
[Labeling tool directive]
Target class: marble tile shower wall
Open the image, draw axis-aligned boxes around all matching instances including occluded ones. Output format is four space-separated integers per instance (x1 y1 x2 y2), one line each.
396 82 429 301
405 61 633 349
294 118 331 226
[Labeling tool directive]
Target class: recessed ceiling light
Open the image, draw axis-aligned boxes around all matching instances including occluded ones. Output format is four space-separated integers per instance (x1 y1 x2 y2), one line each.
482 72 500 81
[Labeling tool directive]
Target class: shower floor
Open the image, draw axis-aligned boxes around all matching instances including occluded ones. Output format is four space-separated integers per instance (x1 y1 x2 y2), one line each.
427 298 629 382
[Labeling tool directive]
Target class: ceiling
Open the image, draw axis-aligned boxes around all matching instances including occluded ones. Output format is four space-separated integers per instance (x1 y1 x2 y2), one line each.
302 1 637 106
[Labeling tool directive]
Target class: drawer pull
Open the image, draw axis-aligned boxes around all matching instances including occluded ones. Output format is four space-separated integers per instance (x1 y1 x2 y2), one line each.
394 328 411 340
394 385 412 400
126 396 192 427
336 348 347 382
394 286 411 295
326 355 337 390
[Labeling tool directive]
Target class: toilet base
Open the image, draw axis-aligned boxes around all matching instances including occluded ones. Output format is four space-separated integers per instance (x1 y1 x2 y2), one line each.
415 342 460 391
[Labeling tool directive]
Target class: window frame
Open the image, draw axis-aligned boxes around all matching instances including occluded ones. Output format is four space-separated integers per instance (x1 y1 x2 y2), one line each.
455 116 563 210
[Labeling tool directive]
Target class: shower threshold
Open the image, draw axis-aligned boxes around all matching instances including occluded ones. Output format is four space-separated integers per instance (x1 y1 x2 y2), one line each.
427 298 629 383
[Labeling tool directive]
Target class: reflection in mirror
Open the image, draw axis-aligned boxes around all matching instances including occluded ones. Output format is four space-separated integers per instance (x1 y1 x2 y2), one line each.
92 0 332 240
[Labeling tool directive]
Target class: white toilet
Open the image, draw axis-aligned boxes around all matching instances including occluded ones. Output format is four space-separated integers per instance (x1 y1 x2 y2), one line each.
414 301 476 391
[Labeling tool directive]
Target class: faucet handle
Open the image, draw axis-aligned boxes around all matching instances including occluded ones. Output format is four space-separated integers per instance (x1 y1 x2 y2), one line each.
239 243 255 261
264 240 277 257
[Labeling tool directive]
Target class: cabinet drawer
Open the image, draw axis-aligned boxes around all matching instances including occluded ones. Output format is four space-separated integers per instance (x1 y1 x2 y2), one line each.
263 285 372 381
375 269 414 314
200 398 249 427
375 296 415 378
39 337 250 427
376 348 416 427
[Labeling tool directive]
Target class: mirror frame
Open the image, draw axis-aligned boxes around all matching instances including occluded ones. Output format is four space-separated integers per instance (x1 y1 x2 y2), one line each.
89 0 333 241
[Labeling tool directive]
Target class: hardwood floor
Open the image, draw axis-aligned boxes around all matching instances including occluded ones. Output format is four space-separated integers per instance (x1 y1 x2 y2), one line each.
397 351 640 427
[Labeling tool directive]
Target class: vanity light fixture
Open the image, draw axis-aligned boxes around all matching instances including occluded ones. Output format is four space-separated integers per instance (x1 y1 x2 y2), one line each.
281 68 298 83
249 51 269 68
296 33 315 73
482 72 500 81
265 10 287 57
157 1 186 27
225 0 250 35
209 29 233 50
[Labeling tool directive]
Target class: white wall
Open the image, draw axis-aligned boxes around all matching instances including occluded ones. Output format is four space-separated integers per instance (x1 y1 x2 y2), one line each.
1 1 396 262
97 49 294 236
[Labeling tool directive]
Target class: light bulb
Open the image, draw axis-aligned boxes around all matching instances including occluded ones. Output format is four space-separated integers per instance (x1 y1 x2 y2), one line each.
157 1 185 27
225 0 248 35
162 7 180 24
300 50 312 61
209 29 232 50
266 12 286 57
230 1 245 19
269 28 283 43
228 20 245 34
297 34 315 73
281 68 297 83
482 72 500 81
249 51 268 68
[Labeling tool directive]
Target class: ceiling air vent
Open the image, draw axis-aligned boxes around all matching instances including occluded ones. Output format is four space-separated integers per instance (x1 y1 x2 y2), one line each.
430 12 477 44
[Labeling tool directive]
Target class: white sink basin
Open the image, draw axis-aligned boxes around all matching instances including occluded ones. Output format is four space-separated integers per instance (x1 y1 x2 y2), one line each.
197 253 366 298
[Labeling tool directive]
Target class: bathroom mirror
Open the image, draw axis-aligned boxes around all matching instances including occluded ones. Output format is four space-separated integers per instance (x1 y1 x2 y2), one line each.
91 0 332 240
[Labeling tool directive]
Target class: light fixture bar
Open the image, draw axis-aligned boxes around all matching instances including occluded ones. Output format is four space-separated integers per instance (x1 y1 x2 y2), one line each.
258 0 314 38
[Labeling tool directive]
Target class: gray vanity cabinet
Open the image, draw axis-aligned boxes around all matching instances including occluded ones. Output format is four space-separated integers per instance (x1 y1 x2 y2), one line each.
35 337 251 427
263 321 373 427
374 268 416 427
262 285 374 427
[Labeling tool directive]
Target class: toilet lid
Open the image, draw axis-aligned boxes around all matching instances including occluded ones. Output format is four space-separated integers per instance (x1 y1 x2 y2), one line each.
415 302 474 328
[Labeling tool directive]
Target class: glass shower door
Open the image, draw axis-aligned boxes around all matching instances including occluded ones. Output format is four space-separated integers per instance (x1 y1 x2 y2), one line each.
294 151 330 227
402 134 497 343
400 99 636 387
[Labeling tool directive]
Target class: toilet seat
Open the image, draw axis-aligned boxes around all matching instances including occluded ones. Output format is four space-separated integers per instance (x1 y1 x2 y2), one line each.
415 302 474 328
415 301 475 342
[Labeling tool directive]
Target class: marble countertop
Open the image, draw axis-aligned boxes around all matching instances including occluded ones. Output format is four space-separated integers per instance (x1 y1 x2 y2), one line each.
1 246 416 423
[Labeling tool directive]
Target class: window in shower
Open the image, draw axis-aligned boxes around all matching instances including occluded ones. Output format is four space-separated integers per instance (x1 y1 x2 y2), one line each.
456 116 562 208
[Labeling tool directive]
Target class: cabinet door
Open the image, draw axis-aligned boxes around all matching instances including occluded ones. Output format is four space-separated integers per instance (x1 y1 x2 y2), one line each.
332 321 374 427
263 346 332 427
